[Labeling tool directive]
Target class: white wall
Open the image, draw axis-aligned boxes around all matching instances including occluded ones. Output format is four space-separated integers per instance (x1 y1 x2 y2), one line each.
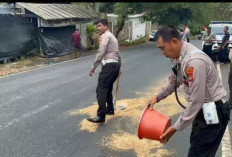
128 17 142 27
132 22 146 41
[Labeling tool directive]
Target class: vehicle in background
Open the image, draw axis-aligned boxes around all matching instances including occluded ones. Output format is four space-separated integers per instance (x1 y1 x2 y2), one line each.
208 21 232 53
198 31 205 40
149 30 157 41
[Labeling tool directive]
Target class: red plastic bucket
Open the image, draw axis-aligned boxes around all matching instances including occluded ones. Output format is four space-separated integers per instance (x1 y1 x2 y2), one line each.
138 105 171 141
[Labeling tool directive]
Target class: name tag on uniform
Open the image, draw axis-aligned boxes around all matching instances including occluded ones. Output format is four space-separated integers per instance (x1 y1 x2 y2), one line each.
202 102 219 125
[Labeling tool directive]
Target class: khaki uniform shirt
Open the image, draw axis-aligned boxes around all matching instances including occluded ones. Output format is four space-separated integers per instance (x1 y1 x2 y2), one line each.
156 41 226 131
92 30 122 69
202 31 216 45
182 27 190 41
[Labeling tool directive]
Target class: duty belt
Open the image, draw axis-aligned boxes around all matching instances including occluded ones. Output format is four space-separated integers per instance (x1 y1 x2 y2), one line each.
101 59 118 65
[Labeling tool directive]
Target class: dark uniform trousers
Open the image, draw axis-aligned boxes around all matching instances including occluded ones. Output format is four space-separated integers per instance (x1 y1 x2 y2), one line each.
96 62 120 119
202 45 216 62
188 100 230 157
219 47 230 63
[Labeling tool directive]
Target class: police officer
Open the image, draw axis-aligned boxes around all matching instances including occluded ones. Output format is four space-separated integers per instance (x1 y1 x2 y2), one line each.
202 27 217 61
147 25 230 156
87 19 121 123
182 23 190 42
219 26 230 63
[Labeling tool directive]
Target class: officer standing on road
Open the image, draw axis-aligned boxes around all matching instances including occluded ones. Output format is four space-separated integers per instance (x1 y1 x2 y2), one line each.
202 27 217 61
182 23 190 43
147 25 230 156
87 19 121 123
219 26 230 63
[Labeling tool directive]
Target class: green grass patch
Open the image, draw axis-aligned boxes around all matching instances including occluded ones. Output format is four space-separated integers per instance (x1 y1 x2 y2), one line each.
119 37 146 46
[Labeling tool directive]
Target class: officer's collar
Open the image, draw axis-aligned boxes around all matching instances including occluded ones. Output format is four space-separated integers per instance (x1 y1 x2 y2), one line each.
176 41 188 63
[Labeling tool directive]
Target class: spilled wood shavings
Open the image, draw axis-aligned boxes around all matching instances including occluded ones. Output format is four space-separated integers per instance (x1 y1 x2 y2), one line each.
67 79 186 156
103 131 175 157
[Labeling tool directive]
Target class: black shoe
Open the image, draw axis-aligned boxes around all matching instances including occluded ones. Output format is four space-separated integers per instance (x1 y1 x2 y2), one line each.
87 116 105 123
106 110 114 115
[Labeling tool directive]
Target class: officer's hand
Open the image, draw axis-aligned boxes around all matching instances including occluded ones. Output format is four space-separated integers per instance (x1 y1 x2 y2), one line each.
222 46 225 50
147 95 158 110
119 70 122 76
160 127 177 144
89 68 95 77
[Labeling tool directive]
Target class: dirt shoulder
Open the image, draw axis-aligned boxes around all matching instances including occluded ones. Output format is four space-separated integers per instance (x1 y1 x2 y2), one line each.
0 41 155 77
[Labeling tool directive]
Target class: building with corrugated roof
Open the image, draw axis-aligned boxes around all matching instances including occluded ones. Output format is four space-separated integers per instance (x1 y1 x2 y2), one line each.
0 2 98 60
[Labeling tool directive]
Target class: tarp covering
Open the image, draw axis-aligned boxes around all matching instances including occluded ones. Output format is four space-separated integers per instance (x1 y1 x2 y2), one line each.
0 14 39 61
0 3 77 59
38 26 75 57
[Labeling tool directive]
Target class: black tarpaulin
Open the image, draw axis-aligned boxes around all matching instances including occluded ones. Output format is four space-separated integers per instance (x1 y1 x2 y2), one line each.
38 26 75 57
0 14 38 61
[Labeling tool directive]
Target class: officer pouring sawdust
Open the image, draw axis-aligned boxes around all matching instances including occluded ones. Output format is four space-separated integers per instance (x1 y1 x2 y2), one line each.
147 25 230 157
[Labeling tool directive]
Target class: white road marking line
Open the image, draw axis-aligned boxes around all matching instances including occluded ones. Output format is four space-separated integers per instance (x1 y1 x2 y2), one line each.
0 105 49 131
0 55 95 79
216 63 232 157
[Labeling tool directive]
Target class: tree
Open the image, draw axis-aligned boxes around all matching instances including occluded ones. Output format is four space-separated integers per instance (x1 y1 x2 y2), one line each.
72 2 100 15
98 3 115 18
144 3 220 35
114 3 145 38
217 3 232 21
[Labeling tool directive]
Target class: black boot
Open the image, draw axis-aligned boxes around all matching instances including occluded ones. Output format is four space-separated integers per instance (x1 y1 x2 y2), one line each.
106 107 114 115
87 116 105 123
106 110 114 115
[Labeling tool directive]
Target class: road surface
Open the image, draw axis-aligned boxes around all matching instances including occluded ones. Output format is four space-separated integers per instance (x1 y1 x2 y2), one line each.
0 40 231 157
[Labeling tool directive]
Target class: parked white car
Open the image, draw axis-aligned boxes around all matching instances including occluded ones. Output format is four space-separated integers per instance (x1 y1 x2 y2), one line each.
149 30 157 41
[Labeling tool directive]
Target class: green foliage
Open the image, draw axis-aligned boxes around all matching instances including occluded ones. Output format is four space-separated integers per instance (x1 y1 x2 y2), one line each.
119 37 146 46
87 45 96 50
40 49 44 57
114 3 145 37
143 3 222 35
86 25 97 37
99 3 115 13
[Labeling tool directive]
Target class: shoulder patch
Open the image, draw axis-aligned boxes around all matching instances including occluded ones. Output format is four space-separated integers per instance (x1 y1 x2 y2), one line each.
186 67 194 82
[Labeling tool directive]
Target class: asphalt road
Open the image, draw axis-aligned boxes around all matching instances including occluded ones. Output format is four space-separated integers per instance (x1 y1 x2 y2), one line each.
0 40 231 157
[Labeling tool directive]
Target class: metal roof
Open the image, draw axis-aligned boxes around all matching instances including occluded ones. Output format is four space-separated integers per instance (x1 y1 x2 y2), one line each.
16 3 98 20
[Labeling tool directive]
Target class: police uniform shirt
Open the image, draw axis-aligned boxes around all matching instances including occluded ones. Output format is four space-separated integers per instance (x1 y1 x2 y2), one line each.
92 30 122 69
182 27 190 41
202 31 216 45
156 41 227 131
